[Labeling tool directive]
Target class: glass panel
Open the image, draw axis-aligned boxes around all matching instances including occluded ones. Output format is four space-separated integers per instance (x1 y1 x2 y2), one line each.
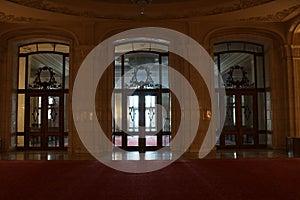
214 56 220 87
246 43 263 53
220 53 255 88
48 136 60 147
55 44 69 53
114 56 122 89
115 40 168 53
256 56 264 88
146 135 157 146
259 133 266 145
17 94 25 132
133 42 151 51
225 95 236 128
17 136 24 147
266 92 272 131
150 43 168 52
161 56 169 88
65 57 69 89
162 135 171 146
19 44 37 54
242 134 254 145
216 137 220 146
214 43 228 53
64 94 69 132
18 57 26 89
28 54 63 89
115 43 132 53
145 95 157 132
228 42 245 51
127 136 139 146
29 96 42 132
113 135 122 147
225 134 236 146
29 136 41 147
114 93 122 131
127 96 139 132
124 53 159 89
38 43 54 52
64 135 68 147
258 93 266 130
162 93 171 132
48 96 59 132
242 95 254 129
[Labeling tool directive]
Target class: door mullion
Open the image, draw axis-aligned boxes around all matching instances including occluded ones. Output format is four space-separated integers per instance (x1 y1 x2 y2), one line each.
236 93 242 147
42 95 47 149
140 94 145 152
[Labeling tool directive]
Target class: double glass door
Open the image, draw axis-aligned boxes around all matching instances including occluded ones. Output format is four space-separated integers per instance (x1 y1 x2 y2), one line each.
113 91 171 152
26 94 64 149
219 91 257 148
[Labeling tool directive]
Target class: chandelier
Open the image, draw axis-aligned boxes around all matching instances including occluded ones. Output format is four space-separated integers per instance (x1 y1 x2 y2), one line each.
131 0 152 15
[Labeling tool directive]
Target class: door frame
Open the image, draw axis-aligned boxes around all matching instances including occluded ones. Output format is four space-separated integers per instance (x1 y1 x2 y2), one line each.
24 90 65 150
113 89 171 152
123 90 162 152
219 89 258 148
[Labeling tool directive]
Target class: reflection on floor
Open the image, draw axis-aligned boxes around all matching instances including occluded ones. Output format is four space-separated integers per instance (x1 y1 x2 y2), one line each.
0 149 290 161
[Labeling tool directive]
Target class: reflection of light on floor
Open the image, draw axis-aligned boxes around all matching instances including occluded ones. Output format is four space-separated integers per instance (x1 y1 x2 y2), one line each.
0 149 290 161
126 151 140 160
111 151 173 161
233 152 237 159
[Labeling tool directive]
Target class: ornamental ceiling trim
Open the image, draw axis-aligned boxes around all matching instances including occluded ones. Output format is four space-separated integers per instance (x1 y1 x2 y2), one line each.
0 11 43 23
7 0 275 20
241 4 300 22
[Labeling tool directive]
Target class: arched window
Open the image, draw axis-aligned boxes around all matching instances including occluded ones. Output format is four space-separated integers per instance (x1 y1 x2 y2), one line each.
17 42 69 149
214 41 268 148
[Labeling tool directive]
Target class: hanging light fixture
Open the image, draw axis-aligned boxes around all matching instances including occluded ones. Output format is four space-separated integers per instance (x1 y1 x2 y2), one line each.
131 0 152 15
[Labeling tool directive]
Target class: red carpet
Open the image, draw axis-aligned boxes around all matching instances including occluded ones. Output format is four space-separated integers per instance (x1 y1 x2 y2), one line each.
0 158 300 200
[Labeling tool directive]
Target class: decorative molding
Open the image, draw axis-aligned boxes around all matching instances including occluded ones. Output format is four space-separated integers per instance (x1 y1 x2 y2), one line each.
7 0 131 20
202 0 274 16
292 47 300 58
7 0 276 20
225 65 254 88
0 11 43 23
241 5 300 22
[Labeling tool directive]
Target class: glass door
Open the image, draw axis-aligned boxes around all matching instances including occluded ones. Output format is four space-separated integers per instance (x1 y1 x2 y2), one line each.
112 49 171 153
126 93 159 152
219 91 256 148
26 94 62 149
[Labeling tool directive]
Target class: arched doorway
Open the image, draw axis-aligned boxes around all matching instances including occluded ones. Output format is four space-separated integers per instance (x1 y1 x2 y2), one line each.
112 39 171 153
16 42 69 150
214 41 269 148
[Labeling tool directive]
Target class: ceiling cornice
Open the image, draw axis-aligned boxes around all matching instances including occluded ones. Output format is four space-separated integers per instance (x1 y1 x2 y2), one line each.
5 0 277 21
0 11 43 23
241 4 300 22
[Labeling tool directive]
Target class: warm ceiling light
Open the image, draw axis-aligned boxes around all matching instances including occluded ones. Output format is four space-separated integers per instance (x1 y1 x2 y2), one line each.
131 0 152 15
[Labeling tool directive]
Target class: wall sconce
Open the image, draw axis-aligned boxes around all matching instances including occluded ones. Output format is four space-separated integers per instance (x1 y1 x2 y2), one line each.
203 108 212 120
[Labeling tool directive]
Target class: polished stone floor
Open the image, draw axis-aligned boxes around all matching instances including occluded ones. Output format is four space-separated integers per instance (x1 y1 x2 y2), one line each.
0 149 290 161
